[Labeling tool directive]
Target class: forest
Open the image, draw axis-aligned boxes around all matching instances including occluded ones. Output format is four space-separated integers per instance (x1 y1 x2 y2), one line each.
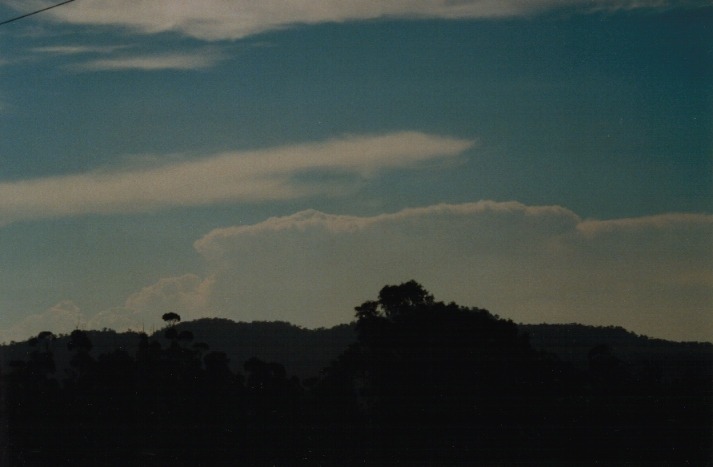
1 281 711 466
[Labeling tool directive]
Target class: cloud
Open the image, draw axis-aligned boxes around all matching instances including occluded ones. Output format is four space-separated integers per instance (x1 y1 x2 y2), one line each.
83 275 216 334
30 43 224 71
123 274 214 323
117 200 708 342
71 52 225 71
3 201 710 343
0 275 214 343
0 301 84 343
577 213 713 236
31 45 128 55
0 132 474 226
16 0 707 41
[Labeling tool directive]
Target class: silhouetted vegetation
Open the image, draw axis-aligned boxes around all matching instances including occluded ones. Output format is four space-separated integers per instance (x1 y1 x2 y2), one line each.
1 281 711 465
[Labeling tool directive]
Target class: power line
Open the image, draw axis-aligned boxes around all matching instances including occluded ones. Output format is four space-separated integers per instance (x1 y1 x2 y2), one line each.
0 0 77 27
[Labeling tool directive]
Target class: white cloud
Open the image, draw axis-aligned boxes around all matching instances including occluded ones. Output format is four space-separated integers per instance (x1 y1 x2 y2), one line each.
0 132 474 226
187 201 711 341
81 275 216 336
30 44 224 71
0 301 85 343
14 0 704 41
0 275 215 342
196 201 713 340
3 201 710 343
31 45 128 55
86 307 143 333
123 274 214 323
72 52 225 71
577 212 712 236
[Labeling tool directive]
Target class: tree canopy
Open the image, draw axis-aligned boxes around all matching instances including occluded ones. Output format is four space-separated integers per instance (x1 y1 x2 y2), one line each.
3 281 710 465
162 312 181 326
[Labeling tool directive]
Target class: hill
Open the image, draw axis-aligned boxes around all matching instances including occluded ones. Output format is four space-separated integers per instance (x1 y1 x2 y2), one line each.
0 319 356 381
521 323 713 382
1 285 710 467
2 319 710 384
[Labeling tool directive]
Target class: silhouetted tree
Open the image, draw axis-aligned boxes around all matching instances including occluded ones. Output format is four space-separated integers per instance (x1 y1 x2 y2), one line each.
4 333 63 464
178 329 194 344
67 329 93 353
162 312 181 326
2 284 709 464
165 326 178 341
315 281 591 462
64 330 97 423
350 281 541 422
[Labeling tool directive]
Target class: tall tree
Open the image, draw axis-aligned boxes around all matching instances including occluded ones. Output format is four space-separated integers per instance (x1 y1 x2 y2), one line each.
162 312 181 326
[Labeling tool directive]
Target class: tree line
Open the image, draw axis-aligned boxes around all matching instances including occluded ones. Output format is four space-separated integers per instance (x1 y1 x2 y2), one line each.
2 281 711 465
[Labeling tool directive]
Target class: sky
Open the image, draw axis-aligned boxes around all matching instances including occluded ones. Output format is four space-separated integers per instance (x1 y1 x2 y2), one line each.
0 0 710 342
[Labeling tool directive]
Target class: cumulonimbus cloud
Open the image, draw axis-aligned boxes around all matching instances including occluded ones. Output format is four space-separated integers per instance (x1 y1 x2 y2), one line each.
197 203 712 341
2 200 711 343
0 132 474 226
191 201 713 341
11 0 708 41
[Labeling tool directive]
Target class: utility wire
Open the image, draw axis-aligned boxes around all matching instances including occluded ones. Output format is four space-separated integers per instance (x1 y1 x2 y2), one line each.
0 0 77 27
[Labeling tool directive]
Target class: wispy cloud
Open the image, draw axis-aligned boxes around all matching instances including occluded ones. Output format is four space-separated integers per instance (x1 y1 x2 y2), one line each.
0 132 475 226
30 43 224 71
577 213 713 236
31 44 128 55
20 0 708 41
72 51 225 71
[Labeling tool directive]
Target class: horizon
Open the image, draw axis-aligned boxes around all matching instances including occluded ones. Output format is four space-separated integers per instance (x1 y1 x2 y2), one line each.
3 302 712 346
0 1 711 343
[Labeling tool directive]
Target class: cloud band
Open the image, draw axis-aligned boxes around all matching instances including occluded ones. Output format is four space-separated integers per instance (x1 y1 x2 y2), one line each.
0 132 474 226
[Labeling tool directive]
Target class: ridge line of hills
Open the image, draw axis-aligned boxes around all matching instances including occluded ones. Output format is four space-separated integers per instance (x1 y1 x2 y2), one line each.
2 318 710 382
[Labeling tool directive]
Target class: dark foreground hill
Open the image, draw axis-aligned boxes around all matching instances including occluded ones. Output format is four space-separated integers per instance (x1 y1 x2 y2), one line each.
2 319 710 383
520 323 713 383
1 282 711 465
0 320 355 381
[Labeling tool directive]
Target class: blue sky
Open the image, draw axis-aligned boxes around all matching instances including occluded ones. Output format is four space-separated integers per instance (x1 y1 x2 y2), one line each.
0 1 710 342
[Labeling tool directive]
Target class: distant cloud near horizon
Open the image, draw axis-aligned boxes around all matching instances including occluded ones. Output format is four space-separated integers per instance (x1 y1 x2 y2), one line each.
2 201 709 343
0 132 474 226
16 0 708 41
191 202 712 342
